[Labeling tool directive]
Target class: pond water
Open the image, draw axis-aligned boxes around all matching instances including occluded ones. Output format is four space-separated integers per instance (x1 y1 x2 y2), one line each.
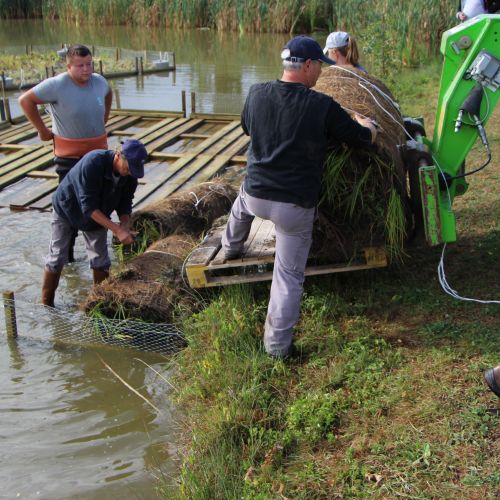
0 18 292 499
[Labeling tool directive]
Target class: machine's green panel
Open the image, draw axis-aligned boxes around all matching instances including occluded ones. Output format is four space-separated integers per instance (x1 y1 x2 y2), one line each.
427 14 499 243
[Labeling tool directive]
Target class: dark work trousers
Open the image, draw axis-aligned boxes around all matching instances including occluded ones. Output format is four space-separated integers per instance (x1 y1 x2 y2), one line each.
222 185 315 357
54 156 80 263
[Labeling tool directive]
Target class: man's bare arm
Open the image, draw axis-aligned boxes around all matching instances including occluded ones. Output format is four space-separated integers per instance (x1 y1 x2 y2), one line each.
18 90 53 141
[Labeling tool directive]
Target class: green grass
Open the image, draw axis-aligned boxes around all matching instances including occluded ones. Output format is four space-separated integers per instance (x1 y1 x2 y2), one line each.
160 63 500 498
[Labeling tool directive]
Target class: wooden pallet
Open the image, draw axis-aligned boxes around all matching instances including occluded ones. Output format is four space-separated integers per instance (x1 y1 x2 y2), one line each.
0 110 249 211
185 218 388 288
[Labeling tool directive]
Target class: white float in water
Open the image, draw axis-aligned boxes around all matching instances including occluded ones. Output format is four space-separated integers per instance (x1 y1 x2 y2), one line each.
152 52 170 70
1 75 15 90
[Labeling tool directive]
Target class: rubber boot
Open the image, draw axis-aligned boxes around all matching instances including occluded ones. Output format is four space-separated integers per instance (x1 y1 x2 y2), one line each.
93 269 109 285
68 229 78 263
41 269 61 307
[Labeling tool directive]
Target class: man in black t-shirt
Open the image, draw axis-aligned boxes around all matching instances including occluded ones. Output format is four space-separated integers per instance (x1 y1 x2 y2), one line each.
222 36 377 359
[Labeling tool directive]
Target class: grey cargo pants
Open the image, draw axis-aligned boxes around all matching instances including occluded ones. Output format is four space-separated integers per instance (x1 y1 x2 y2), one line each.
222 185 314 357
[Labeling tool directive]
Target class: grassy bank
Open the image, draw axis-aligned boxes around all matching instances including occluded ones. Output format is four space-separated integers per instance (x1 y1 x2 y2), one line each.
163 64 500 498
0 1 457 65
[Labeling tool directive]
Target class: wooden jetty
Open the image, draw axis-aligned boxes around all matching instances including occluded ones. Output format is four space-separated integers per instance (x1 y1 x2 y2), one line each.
0 108 248 211
0 106 388 287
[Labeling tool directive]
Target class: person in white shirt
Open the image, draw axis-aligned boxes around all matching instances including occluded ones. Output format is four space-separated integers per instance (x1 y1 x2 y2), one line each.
457 0 487 21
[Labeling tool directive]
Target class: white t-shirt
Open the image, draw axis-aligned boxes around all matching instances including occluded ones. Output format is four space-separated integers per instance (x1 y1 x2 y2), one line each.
460 0 488 19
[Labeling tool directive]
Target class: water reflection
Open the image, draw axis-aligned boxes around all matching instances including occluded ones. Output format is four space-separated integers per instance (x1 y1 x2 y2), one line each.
0 335 176 499
1 19 289 117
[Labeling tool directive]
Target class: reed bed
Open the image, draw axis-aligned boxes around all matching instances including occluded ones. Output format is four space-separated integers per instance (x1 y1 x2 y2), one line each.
1 1 458 63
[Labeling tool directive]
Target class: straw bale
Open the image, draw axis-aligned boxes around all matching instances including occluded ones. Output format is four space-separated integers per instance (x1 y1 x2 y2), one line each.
82 234 198 322
131 180 237 240
311 67 411 262
314 65 406 168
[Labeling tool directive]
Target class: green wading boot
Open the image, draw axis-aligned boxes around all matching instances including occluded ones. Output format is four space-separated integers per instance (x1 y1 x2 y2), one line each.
41 269 61 307
92 269 109 285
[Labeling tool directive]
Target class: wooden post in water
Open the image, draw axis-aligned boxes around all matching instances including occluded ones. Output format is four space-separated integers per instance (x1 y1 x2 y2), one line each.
191 91 196 114
92 45 95 56
114 86 121 109
181 90 186 117
135 56 139 75
3 291 18 338
45 66 49 79
0 75 12 123
115 47 119 61
139 57 144 76
99 60 103 76
171 52 176 69
51 66 55 77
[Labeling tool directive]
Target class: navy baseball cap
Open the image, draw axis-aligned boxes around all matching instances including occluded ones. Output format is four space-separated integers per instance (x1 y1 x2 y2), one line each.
121 139 147 178
281 36 336 65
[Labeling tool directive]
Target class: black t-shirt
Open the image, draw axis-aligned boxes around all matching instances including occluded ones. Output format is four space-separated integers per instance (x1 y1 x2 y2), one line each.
242 80 372 208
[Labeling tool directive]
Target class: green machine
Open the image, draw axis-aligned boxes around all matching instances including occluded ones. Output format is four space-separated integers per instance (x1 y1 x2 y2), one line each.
408 14 500 245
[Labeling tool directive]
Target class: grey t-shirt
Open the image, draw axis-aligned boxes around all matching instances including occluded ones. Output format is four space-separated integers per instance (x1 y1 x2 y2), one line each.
33 72 110 139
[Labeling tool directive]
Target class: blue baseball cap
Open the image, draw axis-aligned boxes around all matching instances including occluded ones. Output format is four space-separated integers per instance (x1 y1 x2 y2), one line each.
281 36 336 65
121 139 147 178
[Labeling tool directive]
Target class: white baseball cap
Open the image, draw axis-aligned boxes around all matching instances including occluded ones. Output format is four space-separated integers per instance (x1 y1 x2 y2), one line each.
323 31 350 54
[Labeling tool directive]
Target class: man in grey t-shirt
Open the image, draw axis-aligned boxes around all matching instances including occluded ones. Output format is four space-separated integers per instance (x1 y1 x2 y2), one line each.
19 44 112 179
19 44 112 262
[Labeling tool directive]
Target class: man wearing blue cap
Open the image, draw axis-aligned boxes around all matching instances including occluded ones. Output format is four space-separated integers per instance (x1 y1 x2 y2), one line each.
41 139 148 306
222 36 378 358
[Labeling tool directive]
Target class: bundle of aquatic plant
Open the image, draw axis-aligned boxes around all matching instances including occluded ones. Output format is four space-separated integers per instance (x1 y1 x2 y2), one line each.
83 181 237 322
131 180 237 247
82 235 198 322
313 67 410 262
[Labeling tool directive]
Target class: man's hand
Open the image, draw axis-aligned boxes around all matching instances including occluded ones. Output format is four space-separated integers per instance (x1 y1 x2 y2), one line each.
38 127 54 142
354 114 378 143
114 226 134 245
457 11 467 21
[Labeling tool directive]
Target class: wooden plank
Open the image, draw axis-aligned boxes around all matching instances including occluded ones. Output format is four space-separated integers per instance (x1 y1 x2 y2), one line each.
28 192 54 211
106 115 142 135
0 143 33 150
0 177 47 207
0 116 51 144
179 133 211 139
230 155 247 164
0 144 44 168
187 247 387 288
149 152 184 160
27 171 58 178
0 146 51 175
9 178 58 209
137 118 188 145
190 112 240 121
244 220 275 259
188 228 224 266
139 122 243 204
184 133 249 187
210 218 265 265
145 119 204 152
0 150 53 189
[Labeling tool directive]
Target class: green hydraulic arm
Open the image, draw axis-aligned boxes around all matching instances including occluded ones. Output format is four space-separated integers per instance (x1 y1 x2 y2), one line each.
419 14 499 245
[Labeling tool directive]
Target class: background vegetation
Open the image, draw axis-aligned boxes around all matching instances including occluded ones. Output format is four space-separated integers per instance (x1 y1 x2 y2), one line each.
1 1 456 60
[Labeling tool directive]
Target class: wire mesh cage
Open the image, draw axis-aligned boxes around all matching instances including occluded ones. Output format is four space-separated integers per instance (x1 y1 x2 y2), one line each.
0 296 186 356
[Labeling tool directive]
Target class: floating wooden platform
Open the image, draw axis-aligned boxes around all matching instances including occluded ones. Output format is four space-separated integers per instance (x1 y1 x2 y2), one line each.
0 109 249 211
185 218 388 288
